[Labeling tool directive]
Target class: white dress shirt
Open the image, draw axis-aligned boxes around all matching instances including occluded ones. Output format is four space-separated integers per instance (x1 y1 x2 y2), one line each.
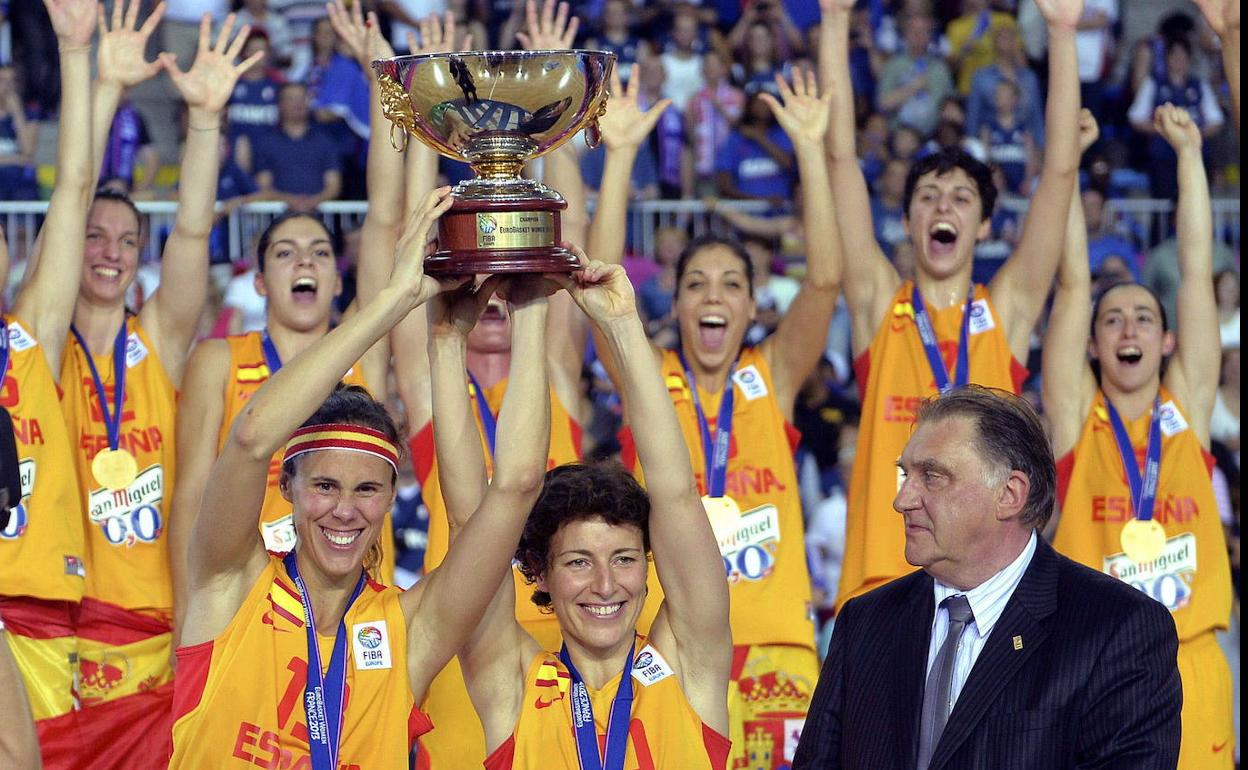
927 532 1037 709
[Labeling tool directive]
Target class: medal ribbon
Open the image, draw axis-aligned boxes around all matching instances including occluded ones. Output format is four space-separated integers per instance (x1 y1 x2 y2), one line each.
283 552 366 770
911 287 973 394
467 371 498 457
559 640 636 770
677 353 736 498
70 323 128 453
261 329 283 375
1105 396 1163 522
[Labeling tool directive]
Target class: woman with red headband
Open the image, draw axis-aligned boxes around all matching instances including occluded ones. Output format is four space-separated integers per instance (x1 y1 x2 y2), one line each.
168 188 553 768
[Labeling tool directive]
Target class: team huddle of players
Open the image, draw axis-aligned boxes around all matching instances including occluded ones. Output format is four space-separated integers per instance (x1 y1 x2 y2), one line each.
0 0 1239 768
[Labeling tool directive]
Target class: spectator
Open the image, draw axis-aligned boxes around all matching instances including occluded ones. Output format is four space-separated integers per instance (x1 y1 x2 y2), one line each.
686 49 745 194
730 14 791 97
945 0 1018 94
714 91 795 208
99 97 161 198
234 0 296 69
306 16 370 198
979 80 1038 194
0 63 36 201
222 262 267 333
857 110 890 186
1074 0 1116 119
585 0 646 79
877 12 954 135
210 130 260 263
888 122 923 162
1142 210 1235 327
659 4 706 111
268 0 330 79
1129 37 1225 198
846 1 883 115
251 82 343 210
870 157 910 259
634 52 688 198
875 0 948 58
966 24 1043 143
1080 186 1139 280
1215 267 1239 349
635 225 687 338
1211 344 1240 470
382 0 449 52
728 0 806 67
226 31 285 171
742 232 801 344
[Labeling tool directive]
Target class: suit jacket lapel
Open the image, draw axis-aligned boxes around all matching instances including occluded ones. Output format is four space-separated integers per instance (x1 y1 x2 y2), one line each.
892 572 936 769
928 538 1061 770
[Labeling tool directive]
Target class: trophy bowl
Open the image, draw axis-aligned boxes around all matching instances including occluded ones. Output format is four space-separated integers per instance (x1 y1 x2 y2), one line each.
372 49 615 274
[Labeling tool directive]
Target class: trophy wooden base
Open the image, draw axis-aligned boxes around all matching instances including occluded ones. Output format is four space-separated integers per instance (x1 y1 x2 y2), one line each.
426 196 580 275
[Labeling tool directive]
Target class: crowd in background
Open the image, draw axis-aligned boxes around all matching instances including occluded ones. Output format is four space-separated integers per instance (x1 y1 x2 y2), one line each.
0 0 1240 634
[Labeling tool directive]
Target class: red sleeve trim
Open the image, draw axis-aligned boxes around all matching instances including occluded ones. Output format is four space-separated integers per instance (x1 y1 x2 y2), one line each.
702 722 732 770
407 707 435 745
171 639 213 724
409 423 435 485
618 426 638 472
1010 355 1030 395
482 735 516 770
568 414 584 459
1201 448 1217 476
784 421 802 455
1055 450 1075 507
852 349 871 402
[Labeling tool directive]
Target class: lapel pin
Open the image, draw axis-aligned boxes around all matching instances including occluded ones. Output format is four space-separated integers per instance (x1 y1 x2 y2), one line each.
1012 635 1023 650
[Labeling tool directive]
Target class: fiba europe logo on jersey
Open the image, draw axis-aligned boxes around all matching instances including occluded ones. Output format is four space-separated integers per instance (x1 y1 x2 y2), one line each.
352 622 393 670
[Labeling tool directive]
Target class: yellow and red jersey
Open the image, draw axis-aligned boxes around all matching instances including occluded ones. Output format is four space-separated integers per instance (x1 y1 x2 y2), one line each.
620 347 814 650
1054 389 1231 642
61 316 176 615
837 282 1026 611
170 556 430 769
216 331 394 580
484 637 730 770
0 314 85 602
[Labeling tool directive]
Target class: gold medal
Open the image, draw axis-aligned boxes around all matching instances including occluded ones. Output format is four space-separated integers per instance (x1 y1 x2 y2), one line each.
702 495 742 545
92 448 138 490
1120 519 1166 563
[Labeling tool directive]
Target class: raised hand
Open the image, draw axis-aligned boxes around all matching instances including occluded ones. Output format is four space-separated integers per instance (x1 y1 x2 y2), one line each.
159 13 262 115
1193 0 1241 37
759 66 832 146
818 0 856 13
1034 0 1084 30
427 278 504 340
96 0 166 86
516 0 579 51
43 0 96 46
405 11 474 55
326 0 394 68
547 248 637 325
598 66 672 151
1153 103 1202 153
394 186 463 306
1075 108 1099 153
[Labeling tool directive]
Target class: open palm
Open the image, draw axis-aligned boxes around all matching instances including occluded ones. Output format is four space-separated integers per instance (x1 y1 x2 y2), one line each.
760 67 832 145
1034 0 1084 29
97 0 166 88
162 13 261 114
43 0 96 46
516 0 579 51
599 68 671 151
1194 0 1240 37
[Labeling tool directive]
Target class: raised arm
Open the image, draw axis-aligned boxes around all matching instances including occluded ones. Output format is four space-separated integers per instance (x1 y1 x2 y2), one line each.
90 0 165 190
143 14 262 384
183 190 455 643
168 339 230 642
818 0 898 350
987 0 1083 360
758 67 842 419
553 257 731 733
1195 0 1240 130
11 0 95 373
1155 104 1219 443
327 0 403 391
1042 111 1099 459
403 276 550 694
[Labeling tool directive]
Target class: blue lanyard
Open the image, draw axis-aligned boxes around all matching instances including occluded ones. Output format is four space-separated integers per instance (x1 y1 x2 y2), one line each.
972 9 991 37
261 329 283 375
467 371 497 457
69 323 128 451
677 353 736 498
0 319 9 381
911 287 973 394
559 640 636 770
283 552 366 770
1105 396 1163 522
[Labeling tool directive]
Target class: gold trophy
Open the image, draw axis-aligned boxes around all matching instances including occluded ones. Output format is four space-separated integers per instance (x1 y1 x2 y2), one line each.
373 50 615 274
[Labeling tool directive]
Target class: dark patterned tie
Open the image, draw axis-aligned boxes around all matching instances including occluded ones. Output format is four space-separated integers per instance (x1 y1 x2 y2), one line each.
916 594 975 770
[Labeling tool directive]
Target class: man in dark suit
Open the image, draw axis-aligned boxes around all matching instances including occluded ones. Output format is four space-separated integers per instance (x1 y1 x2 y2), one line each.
794 386 1182 770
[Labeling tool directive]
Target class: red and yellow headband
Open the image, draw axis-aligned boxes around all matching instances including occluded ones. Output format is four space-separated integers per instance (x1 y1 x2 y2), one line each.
282 423 400 473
